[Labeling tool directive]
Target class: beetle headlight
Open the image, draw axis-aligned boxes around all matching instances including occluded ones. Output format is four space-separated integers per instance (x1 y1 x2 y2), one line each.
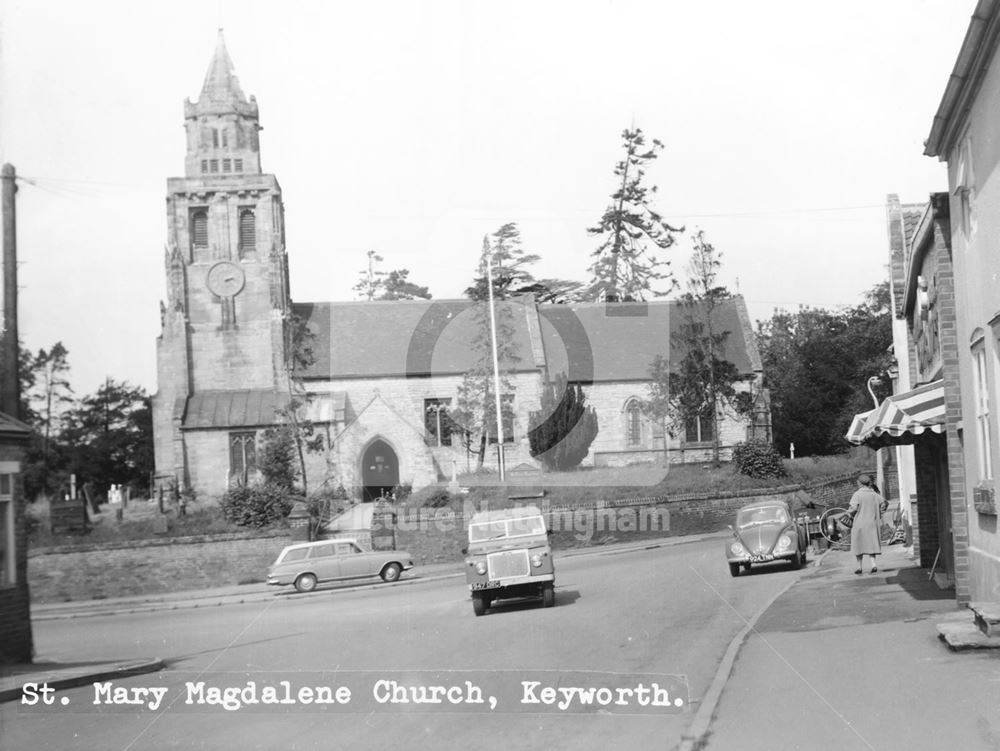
531 554 543 568
730 542 745 556
475 561 487 575
775 534 794 552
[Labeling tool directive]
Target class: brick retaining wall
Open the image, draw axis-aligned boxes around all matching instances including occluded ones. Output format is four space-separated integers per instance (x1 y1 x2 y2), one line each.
28 531 292 604
396 471 862 564
27 472 863 602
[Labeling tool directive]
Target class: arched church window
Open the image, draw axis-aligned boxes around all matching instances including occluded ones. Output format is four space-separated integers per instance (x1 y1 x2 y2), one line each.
239 209 256 256
625 400 643 446
191 210 208 248
229 432 257 483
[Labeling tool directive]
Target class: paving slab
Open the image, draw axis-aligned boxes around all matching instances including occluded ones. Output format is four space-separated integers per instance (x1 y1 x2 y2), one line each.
695 545 1000 751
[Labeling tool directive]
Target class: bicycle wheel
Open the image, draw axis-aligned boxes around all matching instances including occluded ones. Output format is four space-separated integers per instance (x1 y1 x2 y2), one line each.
819 507 853 550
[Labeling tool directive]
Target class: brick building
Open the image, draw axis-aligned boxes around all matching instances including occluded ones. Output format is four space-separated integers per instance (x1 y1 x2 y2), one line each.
860 195 964 596
153 33 767 503
0 411 33 662
922 0 1000 607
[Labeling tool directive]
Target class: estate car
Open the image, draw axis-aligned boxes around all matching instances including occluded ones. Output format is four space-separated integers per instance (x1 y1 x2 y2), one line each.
267 538 415 593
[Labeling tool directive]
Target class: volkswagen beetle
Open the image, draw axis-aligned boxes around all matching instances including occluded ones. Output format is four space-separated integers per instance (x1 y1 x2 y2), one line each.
725 500 808 576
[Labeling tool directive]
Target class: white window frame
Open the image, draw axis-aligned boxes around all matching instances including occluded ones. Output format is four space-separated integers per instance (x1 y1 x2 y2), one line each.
0 468 17 586
956 134 976 239
972 338 993 481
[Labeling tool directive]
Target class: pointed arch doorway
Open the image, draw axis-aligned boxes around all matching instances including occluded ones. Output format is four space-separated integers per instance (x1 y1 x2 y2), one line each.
361 439 399 502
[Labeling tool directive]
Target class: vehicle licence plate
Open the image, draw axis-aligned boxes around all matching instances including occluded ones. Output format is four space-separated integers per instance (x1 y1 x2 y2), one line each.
470 581 499 590
749 554 774 563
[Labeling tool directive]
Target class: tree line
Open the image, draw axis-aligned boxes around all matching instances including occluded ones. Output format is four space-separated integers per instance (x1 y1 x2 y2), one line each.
8 125 891 511
13 343 153 502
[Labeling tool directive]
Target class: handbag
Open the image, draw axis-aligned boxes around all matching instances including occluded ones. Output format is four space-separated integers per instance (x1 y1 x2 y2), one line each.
839 509 856 529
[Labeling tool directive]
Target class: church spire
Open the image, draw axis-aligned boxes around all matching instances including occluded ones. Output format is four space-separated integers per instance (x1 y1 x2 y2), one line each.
182 30 262 178
200 29 247 106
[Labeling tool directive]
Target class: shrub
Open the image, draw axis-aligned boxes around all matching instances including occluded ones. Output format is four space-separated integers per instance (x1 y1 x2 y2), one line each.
529 374 599 470
220 482 299 528
259 426 299 490
732 440 787 479
305 484 350 537
423 488 453 508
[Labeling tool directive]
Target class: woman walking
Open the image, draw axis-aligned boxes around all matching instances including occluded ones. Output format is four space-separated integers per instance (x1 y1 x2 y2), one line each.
848 474 887 574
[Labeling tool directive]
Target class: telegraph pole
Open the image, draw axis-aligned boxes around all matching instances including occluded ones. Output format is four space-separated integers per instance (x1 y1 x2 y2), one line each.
1 164 19 419
485 253 506 482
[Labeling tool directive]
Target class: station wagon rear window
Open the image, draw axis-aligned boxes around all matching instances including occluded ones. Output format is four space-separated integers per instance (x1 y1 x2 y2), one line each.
469 515 546 542
280 548 310 563
309 544 338 558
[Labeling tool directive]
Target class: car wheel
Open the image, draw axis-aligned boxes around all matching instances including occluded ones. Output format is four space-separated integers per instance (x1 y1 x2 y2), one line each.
380 563 402 583
472 593 487 616
728 562 740 577
294 573 317 593
789 551 801 570
800 547 808 565
542 584 555 607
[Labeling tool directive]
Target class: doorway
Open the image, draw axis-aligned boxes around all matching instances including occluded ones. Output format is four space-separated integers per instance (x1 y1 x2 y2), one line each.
361 439 399 502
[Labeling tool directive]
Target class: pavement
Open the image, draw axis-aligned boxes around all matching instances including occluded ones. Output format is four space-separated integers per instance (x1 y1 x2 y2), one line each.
4 536 998 751
684 543 1000 751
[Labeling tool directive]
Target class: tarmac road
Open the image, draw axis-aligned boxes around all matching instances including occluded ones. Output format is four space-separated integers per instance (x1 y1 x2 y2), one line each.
2 536 798 751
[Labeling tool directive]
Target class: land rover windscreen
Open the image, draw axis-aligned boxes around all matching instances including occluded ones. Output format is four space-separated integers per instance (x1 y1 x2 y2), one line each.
464 505 555 616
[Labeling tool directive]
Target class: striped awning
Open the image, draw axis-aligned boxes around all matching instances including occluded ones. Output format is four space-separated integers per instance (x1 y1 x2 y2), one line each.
845 380 946 447
845 408 877 445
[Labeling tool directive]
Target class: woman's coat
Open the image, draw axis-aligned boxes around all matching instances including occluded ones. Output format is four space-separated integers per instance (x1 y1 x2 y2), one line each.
849 486 885 555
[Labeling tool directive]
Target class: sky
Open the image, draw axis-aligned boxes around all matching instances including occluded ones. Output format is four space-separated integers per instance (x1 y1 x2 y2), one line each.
0 0 974 397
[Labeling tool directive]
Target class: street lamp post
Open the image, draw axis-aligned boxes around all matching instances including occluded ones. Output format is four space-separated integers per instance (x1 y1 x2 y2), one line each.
867 376 885 498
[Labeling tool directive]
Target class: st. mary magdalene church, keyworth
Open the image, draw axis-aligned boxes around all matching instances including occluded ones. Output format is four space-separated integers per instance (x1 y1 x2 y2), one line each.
152 32 769 503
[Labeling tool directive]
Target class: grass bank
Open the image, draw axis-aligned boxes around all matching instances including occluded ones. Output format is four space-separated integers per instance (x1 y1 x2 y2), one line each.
406 452 875 509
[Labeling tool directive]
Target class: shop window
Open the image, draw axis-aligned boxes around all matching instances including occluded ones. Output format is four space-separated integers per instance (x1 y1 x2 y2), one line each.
0 473 14 585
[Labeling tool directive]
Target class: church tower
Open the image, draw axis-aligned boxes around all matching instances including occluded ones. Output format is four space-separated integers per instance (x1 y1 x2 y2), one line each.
153 30 291 494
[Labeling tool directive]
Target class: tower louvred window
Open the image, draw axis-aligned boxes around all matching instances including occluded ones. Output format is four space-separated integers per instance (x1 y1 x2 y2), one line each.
192 210 208 247
239 209 256 251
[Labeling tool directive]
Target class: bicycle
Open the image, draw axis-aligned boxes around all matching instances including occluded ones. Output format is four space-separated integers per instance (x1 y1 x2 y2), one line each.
818 506 898 551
